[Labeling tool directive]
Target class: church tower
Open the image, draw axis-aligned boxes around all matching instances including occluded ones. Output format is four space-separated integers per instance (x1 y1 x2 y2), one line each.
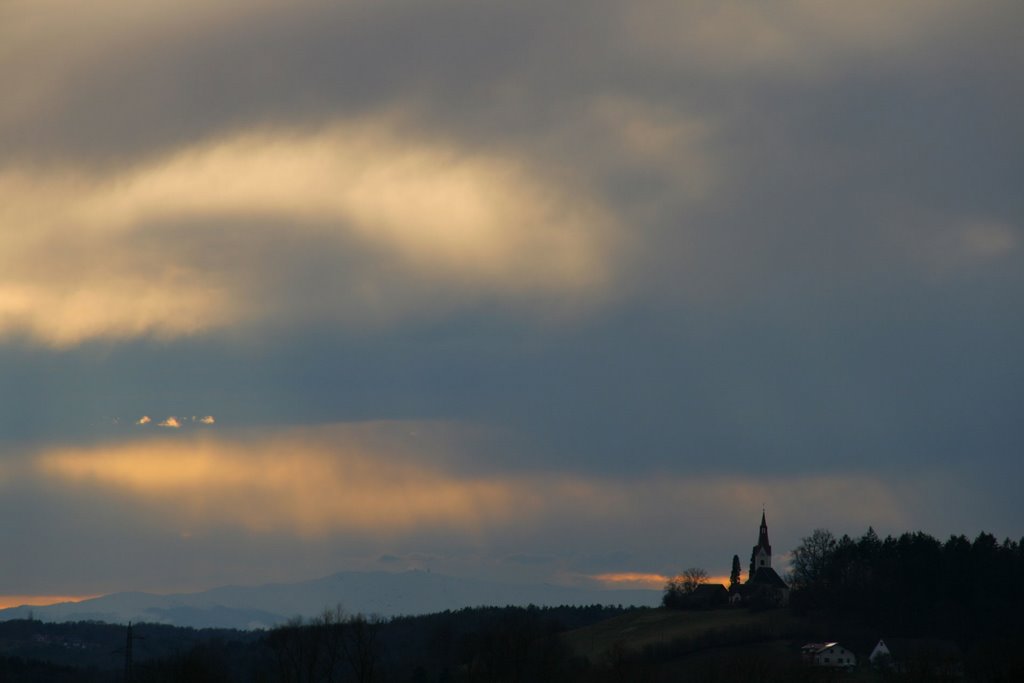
749 509 772 580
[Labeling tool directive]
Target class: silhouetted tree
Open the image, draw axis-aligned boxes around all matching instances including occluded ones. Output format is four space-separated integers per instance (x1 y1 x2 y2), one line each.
267 616 321 683
341 614 380 683
681 567 709 593
662 568 709 609
729 555 742 592
790 528 835 590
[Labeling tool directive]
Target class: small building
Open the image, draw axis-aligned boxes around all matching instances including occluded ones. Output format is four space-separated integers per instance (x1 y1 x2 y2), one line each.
869 639 892 664
803 642 857 668
687 583 729 608
869 638 962 676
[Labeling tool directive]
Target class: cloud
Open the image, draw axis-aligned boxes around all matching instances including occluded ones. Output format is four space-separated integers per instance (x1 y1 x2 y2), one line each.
157 417 181 428
920 220 1019 274
197 416 215 425
35 425 567 537
33 423 926 543
136 416 152 425
2 0 1017 349
617 0 979 79
0 121 618 347
0 0 1020 598
3 420 1008 593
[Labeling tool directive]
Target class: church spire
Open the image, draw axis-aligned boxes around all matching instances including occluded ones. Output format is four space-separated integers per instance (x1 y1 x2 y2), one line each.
749 508 773 580
759 509 770 550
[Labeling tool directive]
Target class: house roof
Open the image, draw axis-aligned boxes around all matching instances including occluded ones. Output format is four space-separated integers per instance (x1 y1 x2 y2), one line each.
803 642 849 655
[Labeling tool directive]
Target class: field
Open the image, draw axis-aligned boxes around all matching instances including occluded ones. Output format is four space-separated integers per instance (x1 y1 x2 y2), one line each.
563 606 802 661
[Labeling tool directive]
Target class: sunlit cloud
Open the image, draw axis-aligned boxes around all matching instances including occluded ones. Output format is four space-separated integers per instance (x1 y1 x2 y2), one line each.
590 572 670 590
198 416 215 425
35 425 616 537
926 220 1019 272
589 572 733 590
32 423 926 545
0 120 618 347
876 214 1021 283
135 416 152 425
584 95 717 199
157 416 182 428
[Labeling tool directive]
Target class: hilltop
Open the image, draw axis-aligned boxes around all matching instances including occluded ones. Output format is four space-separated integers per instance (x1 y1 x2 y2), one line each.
563 606 801 662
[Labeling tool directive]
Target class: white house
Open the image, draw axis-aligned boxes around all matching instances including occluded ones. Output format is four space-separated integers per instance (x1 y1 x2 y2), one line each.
868 638 962 676
869 639 891 664
802 642 857 668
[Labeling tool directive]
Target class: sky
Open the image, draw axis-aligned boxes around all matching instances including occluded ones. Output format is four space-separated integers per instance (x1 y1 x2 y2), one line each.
1 0 1022 602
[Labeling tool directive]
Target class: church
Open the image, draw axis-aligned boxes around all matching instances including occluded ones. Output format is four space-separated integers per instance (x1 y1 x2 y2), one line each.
734 510 790 606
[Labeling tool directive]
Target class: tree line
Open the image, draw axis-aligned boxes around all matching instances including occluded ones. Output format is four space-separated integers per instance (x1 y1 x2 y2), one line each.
0 605 632 683
789 527 1024 643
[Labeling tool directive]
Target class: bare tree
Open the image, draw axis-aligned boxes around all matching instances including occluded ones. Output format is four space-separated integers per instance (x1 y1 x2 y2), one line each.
663 567 709 608
266 606 382 683
267 616 322 683
341 613 381 683
316 605 347 683
680 567 709 593
791 528 836 589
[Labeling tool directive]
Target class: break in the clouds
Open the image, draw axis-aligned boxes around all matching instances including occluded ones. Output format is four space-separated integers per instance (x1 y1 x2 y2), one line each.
133 415 213 428
0 0 1021 599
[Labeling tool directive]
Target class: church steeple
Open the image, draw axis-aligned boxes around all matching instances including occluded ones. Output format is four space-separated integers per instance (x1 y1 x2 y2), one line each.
758 509 770 551
749 509 772 580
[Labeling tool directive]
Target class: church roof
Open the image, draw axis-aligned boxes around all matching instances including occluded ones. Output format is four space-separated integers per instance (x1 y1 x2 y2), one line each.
747 566 788 589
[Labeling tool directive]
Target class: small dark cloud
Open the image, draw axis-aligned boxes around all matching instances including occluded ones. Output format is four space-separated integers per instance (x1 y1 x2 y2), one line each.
503 554 555 567
571 551 637 574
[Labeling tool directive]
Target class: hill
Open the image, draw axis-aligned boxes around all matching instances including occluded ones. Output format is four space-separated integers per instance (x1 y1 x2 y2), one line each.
0 570 660 628
563 605 801 662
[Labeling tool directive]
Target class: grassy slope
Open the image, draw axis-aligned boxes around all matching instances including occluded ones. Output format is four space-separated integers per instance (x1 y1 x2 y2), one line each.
562 607 802 661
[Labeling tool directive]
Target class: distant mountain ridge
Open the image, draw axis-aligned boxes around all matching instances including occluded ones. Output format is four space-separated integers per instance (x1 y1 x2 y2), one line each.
0 571 661 629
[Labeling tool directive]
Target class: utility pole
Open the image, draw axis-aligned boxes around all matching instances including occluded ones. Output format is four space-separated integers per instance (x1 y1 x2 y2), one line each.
111 621 144 683
124 622 134 683
123 622 145 683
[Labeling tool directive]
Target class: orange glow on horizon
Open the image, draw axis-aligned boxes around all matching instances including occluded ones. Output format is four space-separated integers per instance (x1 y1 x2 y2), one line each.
592 572 670 589
592 572 733 590
0 595 101 610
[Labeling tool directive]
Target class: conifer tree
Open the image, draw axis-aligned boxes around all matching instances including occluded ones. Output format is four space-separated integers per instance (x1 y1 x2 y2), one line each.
729 555 742 591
